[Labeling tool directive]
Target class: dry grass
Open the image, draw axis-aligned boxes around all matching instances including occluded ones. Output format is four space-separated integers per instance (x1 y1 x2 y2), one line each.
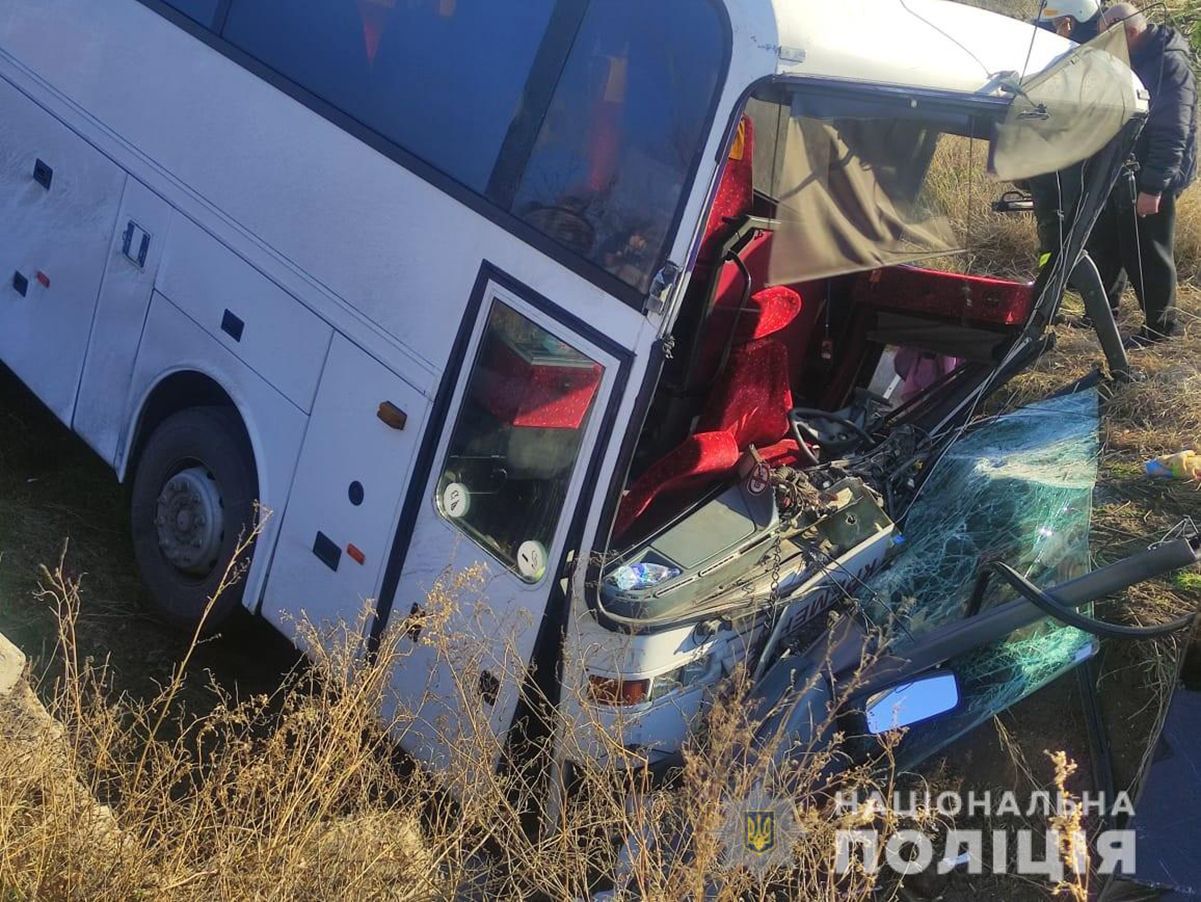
5 5 1201 894
0 549 924 901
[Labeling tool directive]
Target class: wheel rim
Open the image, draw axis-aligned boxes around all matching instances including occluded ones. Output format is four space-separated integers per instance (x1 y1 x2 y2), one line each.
154 466 224 576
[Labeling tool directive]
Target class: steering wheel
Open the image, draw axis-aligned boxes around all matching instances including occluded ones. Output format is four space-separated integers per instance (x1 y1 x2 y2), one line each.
789 408 875 459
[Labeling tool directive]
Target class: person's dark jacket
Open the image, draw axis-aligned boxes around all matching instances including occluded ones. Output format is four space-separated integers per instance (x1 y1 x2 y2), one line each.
1131 23 1198 196
1073 12 1104 43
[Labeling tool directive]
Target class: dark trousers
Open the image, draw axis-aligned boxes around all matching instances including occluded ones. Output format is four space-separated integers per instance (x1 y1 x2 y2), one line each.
1087 187 1179 336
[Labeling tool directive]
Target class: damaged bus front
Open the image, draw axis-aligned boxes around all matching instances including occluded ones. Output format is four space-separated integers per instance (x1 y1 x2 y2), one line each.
559 12 1160 768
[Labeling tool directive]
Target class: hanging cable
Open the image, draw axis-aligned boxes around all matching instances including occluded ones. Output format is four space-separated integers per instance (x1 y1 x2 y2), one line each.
1022 0 1051 83
987 560 1196 639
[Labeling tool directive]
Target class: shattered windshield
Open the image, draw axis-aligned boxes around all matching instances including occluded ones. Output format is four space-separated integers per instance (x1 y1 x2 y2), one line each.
858 389 1101 764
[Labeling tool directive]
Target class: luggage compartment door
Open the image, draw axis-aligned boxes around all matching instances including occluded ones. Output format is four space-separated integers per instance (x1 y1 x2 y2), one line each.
0 78 126 421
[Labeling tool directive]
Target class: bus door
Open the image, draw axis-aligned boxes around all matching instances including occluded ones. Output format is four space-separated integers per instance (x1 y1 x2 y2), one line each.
383 275 625 767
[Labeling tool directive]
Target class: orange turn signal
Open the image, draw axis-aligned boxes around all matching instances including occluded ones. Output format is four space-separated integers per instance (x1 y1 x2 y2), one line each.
377 401 408 431
587 675 650 707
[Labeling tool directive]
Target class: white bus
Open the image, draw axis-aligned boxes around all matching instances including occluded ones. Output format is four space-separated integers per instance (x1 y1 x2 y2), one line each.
0 0 1143 768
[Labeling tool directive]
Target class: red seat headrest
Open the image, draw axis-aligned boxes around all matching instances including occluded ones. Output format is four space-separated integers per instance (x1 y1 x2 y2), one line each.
734 286 802 343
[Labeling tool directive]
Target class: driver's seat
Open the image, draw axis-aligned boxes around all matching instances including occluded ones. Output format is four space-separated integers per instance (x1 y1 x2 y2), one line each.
613 286 802 540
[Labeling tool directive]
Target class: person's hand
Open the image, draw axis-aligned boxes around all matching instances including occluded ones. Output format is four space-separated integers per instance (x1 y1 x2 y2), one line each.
1137 192 1162 217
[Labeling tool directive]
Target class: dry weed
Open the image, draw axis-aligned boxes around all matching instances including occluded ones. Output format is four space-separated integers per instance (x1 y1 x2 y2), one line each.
0 543 945 900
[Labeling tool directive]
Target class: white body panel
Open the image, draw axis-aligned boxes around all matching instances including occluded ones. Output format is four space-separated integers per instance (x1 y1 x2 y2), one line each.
0 76 125 422
772 0 1073 91
156 215 334 414
75 180 175 464
261 334 429 639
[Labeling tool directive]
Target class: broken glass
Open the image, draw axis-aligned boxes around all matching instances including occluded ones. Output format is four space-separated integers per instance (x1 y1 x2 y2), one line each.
858 389 1100 765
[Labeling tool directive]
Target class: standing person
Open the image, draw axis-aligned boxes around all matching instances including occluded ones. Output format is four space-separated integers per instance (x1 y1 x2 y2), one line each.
1037 0 1105 42
1088 3 1198 346
1029 1 1105 293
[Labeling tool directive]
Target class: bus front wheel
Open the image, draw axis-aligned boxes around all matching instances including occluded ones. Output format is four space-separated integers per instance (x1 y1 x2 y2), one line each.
130 407 258 634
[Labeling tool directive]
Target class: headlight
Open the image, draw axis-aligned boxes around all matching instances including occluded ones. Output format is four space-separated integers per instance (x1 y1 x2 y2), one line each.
649 654 714 702
606 562 681 591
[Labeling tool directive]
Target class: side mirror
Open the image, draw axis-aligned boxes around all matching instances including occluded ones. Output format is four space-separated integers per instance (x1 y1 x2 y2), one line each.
864 672 960 734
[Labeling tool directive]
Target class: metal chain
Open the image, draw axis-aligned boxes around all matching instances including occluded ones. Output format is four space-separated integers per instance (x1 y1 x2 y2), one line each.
767 530 783 607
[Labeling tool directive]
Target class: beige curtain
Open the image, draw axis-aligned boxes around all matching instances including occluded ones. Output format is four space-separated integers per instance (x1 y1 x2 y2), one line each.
767 113 962 286
992 25 1137 181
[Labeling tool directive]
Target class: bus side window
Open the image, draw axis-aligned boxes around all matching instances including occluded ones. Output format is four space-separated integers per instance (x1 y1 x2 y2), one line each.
221 0 556 194
437 303 603 583
162 0 223 27
511 0 725 294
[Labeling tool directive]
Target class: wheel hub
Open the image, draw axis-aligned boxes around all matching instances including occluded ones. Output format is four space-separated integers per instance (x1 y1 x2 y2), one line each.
154 467 224 575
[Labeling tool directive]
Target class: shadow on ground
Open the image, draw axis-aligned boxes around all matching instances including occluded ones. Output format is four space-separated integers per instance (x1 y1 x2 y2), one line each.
0 365 299 715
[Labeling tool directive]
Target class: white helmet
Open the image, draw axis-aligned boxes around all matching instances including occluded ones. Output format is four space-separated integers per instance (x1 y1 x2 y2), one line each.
1038 0 1101 22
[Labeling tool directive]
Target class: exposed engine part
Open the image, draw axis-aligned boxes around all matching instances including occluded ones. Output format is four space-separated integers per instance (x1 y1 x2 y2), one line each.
770 465 831 526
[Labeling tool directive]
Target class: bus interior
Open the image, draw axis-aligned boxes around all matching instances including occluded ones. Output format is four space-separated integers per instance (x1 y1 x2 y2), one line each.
595 79 1109 626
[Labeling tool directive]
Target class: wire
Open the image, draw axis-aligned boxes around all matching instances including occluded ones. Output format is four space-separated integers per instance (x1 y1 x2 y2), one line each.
898 0 993 78
1022 0 1052 84
989 560 1197 639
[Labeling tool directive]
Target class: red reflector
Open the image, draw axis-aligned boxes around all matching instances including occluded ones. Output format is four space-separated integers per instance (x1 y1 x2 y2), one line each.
587 675 650 707
35 271 50 288
346 544 366 565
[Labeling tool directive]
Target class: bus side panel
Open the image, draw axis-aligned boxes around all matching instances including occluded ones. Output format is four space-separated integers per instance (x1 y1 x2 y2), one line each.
0 76 126 423
75 180 174 466
156 215 333 415
259 334 430 641
126 295 309 609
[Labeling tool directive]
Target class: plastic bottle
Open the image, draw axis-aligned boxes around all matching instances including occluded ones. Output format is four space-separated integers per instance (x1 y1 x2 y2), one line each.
1145 450 1201 480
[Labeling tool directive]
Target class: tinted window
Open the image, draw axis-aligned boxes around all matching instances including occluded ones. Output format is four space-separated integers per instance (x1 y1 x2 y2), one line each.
222 0 556 192
163 0 221 26
512 0 725 293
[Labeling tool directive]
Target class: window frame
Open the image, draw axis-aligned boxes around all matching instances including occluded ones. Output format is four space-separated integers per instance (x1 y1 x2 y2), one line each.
130 0 734 311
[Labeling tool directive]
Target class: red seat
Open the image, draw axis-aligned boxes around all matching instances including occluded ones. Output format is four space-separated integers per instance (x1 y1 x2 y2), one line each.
614 286 802 539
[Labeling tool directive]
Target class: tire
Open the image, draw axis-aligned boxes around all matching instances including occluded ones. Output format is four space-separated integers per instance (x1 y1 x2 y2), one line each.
130 406 258 634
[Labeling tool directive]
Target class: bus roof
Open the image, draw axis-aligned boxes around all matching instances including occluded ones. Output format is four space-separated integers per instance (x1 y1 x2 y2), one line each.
763 0 1129 97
